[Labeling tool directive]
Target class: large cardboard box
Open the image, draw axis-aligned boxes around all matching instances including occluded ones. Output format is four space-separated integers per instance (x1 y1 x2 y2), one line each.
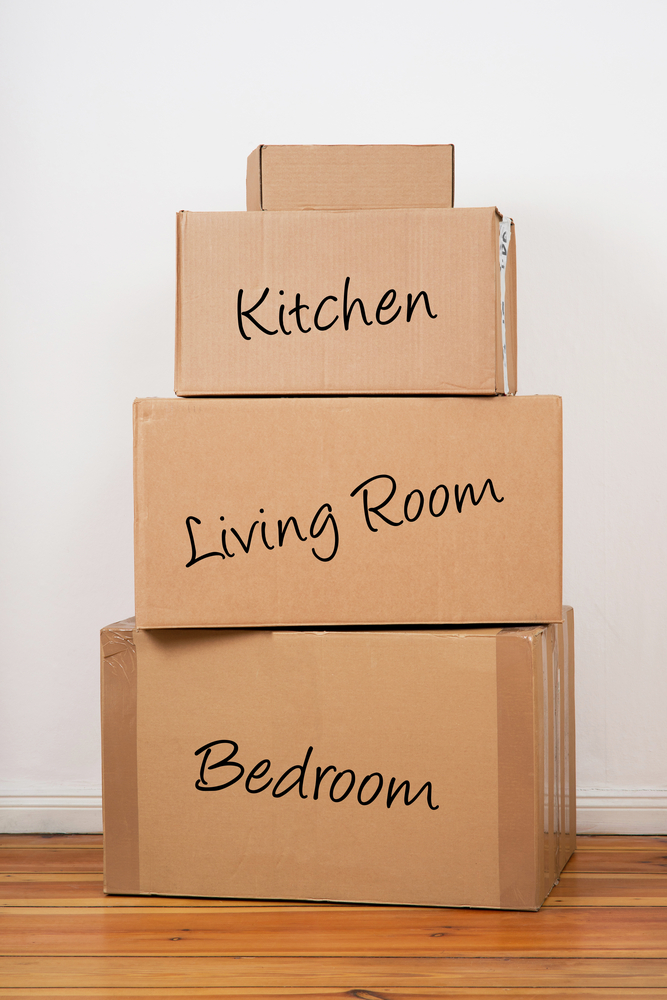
101 609 575 909
246 144 455 211
134 395 562 629
175 207 517 396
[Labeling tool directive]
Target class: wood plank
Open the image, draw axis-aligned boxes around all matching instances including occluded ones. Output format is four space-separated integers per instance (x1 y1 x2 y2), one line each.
1 956 666 989
0 872 102 882
576 836 667 851
0 899 323 908
0 849 103 873
0 835 102 849
559 873 667 879
0 875 328 906
0 891 320 908
2 907 667 957
3 905 356 915
544 875 667 906
2 990 667 999
564 852 667 874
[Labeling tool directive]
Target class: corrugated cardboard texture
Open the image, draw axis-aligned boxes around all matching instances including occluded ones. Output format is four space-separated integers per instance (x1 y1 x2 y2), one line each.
136 628 501 907
495 612 576 910
101 614 574 909
175 208 516 396
133 395 562 629
543 626 557 901
496 629 542 909
246 144 455 211
100 619 139 894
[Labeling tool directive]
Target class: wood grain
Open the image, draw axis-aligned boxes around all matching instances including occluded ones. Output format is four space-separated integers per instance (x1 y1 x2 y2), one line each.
1 956 667 989
0 872 102 882
2 835 667 993
0 849 103 873
0 834 102 849
2 989 667 999
575 836 667 851
544 874 667 906
2 905 667 957
0 880 317 906
564 852 667 874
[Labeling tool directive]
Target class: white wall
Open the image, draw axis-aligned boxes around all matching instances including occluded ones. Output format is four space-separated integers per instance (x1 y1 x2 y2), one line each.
1 0 666 834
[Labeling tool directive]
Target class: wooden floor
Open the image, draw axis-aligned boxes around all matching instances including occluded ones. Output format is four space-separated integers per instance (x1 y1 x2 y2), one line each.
1 835 666 997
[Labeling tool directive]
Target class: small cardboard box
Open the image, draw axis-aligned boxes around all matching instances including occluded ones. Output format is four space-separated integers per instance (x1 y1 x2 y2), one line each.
133 395 562 628
175 207 516 396
246 144 455 211
101 609 575 909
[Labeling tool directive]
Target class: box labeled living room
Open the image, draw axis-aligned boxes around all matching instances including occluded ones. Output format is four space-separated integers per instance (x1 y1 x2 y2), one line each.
133 394 562 629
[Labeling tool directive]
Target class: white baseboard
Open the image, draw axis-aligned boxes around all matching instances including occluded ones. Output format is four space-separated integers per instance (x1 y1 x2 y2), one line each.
1 789 665 836
0 795 103 834
577 790 667 835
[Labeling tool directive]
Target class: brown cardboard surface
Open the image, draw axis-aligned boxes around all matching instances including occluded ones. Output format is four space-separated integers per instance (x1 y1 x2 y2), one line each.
101 614 574 908
100 619 139 894
246 144 455 211
175 207 517 396
496 630 541 909
133 395 562 629
544 626 557 901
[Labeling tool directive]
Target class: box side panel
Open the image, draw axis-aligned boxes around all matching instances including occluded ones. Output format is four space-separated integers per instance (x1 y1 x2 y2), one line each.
496 631 542 909
543 627 558 900
260 144 454 211
101 621 140 894
174 213 185 394
533 629 546 903
246 145 262 211
135 628 501 908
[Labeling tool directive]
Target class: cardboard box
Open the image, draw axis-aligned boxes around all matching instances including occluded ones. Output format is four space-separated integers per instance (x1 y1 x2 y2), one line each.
101 609 575 909
175 207 517 396
134 395 562 628
246 144 455 211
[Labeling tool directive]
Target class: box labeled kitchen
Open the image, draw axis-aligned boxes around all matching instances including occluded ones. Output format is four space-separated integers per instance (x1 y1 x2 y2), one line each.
101 609 575 909
175 207 516 396
246 143 455 211
133 395 561 628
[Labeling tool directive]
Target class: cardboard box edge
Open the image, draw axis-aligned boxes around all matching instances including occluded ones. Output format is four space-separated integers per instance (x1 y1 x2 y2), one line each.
101 619 140 895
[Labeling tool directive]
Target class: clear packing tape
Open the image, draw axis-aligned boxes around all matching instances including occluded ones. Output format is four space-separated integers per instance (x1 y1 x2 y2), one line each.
499 216 513 395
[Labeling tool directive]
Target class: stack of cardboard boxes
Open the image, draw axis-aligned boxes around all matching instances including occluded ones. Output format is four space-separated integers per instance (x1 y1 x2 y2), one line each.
101 145 575 910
